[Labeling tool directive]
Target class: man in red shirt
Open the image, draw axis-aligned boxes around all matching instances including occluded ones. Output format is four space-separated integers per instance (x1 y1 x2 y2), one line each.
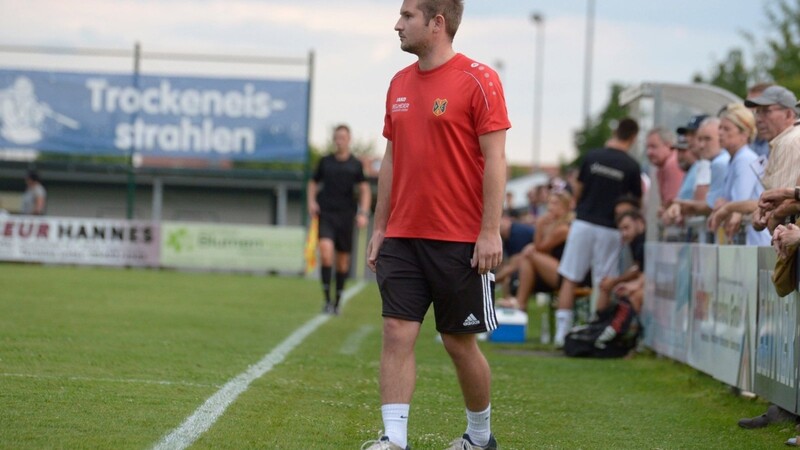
363 1 510 449
645 127 684 207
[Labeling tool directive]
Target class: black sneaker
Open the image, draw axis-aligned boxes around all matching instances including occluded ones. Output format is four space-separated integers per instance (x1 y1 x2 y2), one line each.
445 433 497 450
739 405 797 429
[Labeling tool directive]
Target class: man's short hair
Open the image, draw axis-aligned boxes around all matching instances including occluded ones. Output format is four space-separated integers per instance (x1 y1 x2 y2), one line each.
614 118 640 141
647 127 676 147
26 170 40 183
614 194 641 211
334 124 351 135
418 0 464 39
616 209 644 226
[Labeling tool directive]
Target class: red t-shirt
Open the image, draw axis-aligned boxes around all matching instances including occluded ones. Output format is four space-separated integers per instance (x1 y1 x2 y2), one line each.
383 53 511 242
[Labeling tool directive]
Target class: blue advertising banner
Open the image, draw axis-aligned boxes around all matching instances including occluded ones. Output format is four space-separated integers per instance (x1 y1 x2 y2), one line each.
0 68 308 162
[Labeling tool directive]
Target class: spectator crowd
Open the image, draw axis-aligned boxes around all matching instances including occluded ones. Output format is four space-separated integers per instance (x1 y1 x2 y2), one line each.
498 84 800 445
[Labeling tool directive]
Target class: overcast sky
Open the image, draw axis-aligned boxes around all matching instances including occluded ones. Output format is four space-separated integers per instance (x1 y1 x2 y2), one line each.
0 0 772 166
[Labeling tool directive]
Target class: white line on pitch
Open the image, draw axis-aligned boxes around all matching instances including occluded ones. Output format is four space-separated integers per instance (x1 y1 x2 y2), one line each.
153 281 366 450
0 372 218 388
339 324 375 355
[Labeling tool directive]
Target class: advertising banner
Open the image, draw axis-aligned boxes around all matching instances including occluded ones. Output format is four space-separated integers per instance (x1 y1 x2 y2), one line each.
0 215 159 266
755 248 798 413
0 68 308 162
714 246 758 390
642 242 691 363
160 222 304 273
687 244 718 376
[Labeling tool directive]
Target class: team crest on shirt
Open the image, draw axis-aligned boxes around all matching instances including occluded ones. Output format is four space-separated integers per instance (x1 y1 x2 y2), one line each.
432 98 448 116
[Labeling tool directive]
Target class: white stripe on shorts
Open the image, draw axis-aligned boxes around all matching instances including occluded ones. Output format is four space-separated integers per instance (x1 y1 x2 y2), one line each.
483 272 497 331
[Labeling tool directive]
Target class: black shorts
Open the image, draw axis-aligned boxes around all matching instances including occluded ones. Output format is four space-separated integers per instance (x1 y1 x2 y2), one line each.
318 211 355 253
376 238 498 334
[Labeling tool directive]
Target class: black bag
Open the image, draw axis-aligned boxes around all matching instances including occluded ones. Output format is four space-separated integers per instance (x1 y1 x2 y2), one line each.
563 297 642 358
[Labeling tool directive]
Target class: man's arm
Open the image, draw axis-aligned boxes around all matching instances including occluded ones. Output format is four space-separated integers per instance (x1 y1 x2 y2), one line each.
367 142 393 273
34 190 46 215
672 199 712 216
707 199 758 230
307 180 319 218
472 130 507 274
572 179 584 204
693 184 709 203
356 181 372 228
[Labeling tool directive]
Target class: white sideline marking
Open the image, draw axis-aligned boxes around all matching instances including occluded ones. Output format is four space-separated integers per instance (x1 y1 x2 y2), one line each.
0 372 218 388
339 324 375 355
153 281 366 450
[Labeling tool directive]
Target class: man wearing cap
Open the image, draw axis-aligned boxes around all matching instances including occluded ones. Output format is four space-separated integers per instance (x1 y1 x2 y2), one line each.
677 114 709 203
739 85 800 438
676 114 708 153
746 83 774 158
674 134 700 201
748 85 800 190
715 85 800 233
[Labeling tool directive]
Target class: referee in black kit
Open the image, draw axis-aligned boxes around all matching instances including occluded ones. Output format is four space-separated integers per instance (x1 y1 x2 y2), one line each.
307 124 371 314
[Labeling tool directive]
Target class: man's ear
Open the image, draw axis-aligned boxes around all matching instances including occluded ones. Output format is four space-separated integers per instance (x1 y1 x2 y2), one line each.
431 13 445 33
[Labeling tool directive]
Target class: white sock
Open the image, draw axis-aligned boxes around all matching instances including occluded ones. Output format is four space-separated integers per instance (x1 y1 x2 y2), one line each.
555 309 574 342
465 404 491 447
381 403 409 448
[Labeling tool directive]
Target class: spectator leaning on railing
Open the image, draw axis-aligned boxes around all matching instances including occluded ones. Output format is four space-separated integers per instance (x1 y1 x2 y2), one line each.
673 133 700 201
707 103 771 246
663 117 729 225
750 88 800 234
645 127 684 209
713 86 800 238
746 82 774 158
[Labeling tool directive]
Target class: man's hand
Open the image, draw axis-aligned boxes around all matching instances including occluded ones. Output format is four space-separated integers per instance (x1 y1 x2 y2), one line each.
759 187 792 211
773 223 800 259
599 276 616 294
707 203 730 231
724 211 743 239
308 201 320 218
356 213 369 229
752 207 769 231
662 203 683 226
471 230 503 274
366 230 385 273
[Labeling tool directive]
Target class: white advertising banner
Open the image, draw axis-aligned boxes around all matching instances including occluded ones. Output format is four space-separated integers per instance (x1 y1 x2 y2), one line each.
642 242 691 363
714 246 758 390
0 215 159 266
160 222 305 273
687 244 718 376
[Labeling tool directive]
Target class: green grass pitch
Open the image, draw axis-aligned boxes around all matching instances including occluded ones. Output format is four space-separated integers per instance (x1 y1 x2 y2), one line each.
0 263 791 449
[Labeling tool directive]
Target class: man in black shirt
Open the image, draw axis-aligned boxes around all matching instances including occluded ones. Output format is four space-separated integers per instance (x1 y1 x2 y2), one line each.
595 209 646 314
554 118 643 346
307 124 371 314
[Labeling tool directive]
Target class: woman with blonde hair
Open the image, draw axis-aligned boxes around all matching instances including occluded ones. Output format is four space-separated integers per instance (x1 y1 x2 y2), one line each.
498 189 589 310
707 103 771 246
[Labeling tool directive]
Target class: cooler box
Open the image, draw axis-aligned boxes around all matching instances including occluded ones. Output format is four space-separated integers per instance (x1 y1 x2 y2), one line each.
489 307 528 343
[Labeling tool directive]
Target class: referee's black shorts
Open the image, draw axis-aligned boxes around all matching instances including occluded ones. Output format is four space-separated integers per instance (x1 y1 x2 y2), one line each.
376 238 497 334
318 211 355 253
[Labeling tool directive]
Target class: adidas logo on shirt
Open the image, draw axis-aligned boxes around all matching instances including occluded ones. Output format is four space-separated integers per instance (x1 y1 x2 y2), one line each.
463 313 480 326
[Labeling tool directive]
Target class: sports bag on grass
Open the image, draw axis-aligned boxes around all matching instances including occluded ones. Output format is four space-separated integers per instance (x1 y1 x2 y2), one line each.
564 297 642 358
